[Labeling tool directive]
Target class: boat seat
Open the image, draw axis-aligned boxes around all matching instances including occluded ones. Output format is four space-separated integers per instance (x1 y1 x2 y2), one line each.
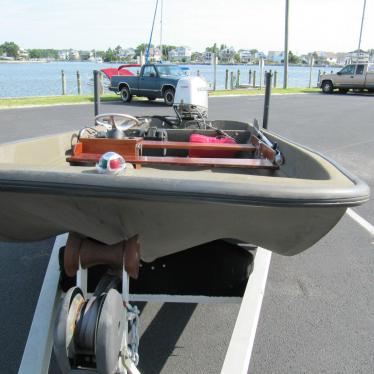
66 153 278 170
67 137 278 170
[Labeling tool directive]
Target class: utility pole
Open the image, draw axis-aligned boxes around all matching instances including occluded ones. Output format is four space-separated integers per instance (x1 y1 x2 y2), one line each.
358 0 367 52
160 0 163 60
283 0 289 89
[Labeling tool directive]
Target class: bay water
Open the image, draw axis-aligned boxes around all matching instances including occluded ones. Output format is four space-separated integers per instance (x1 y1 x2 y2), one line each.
0 61 340 98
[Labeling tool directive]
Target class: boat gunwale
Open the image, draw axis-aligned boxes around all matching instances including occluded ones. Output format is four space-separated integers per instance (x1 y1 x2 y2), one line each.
0 129 369 208
0 168 368 208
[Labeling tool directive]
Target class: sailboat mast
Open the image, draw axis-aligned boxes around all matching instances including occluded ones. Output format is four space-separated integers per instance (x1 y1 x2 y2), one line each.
160 0 163 61
358 0 366 52
146 0 159 64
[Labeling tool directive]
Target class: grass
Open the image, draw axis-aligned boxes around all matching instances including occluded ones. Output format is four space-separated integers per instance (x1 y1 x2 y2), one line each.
0 88 319 109
0 94 121 108
210 87 319 96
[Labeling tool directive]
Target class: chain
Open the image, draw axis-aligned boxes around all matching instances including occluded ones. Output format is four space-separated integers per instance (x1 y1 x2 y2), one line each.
126 303 140 366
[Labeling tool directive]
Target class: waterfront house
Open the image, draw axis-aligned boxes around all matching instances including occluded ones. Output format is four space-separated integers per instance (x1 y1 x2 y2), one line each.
125 48 136 59
117 48 136 60
204 51 213 64
0 53 14 61
58 51 68 60
312 51 329 65
149 47 162 62
168 46 192 62
335 53 347 66
267 51 284 63
191 52 204 63
219 47 236 63
239 50 253 63
256 52 267 61
325 52 337 65
79 50 91 61
345 49 370 64
69 50 80 61
17 48 29 60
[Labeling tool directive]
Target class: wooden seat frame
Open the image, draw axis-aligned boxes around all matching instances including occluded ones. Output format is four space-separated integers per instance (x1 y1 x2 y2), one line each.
66 136 279 170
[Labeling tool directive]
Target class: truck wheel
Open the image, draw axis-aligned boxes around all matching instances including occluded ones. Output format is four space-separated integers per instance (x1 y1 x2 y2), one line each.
339 89 348 94
321 81 333 94
120 86 132 103
163 88 175 106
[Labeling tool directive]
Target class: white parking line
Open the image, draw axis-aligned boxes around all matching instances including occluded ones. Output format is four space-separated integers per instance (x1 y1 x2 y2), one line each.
346 208 374 239
221 247 272 374
18 234 67 374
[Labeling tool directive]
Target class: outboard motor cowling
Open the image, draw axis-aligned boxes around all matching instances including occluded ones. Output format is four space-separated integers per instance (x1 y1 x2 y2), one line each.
173 76 209 120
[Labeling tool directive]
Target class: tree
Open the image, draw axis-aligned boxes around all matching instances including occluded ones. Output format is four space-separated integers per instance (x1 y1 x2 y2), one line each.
206 43 218 54
288 50 301 64
103 48 117 62
135 43 152 56
114 45 122 57
234 53 241 63
160 45 176 60
191 52 202 62
0 41 20 58
28 49 59 59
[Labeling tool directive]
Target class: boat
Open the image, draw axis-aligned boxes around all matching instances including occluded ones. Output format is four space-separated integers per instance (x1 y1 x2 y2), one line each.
0 76 369 263
100 64 141 80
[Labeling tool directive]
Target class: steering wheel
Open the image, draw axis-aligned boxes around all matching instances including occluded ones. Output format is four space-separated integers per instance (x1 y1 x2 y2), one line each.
95 113 141 132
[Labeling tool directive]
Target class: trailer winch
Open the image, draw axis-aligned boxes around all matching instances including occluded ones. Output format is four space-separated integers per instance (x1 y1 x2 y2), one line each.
53 233 141 374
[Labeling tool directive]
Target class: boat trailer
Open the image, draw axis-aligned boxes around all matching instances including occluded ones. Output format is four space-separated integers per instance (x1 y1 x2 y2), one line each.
18 233 271 374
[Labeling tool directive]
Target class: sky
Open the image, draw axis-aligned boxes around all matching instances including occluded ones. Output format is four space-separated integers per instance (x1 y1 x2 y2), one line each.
0 0 373 54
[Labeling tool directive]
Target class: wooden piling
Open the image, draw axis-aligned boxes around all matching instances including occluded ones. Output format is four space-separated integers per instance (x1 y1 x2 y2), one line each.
76 71 81 95
61 70 66 95
236 69 240 88
213 53 217 91
230 71 234 90
99 72 104 95
225 69 229 89
274 70 277 88
248 70 252 84
308 56 314 88
253 70 256 88
197 69 200 76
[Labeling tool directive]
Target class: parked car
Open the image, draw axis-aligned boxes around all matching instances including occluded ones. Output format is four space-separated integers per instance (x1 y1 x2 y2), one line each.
318 63 374 94
109 64 185 105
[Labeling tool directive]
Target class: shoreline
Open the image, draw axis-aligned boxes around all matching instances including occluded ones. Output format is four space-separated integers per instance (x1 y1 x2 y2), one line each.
0 60 343 68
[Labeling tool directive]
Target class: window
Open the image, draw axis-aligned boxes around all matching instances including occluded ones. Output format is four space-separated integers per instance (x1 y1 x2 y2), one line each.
143 66 157 77
356 65 365 75
157 65 184 77
339 65 355 75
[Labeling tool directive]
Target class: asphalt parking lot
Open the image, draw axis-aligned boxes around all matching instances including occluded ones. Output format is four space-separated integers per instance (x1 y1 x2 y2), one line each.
0 93 373 374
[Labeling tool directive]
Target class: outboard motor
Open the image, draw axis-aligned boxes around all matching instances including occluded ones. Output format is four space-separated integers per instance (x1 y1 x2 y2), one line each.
173 76 209 121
